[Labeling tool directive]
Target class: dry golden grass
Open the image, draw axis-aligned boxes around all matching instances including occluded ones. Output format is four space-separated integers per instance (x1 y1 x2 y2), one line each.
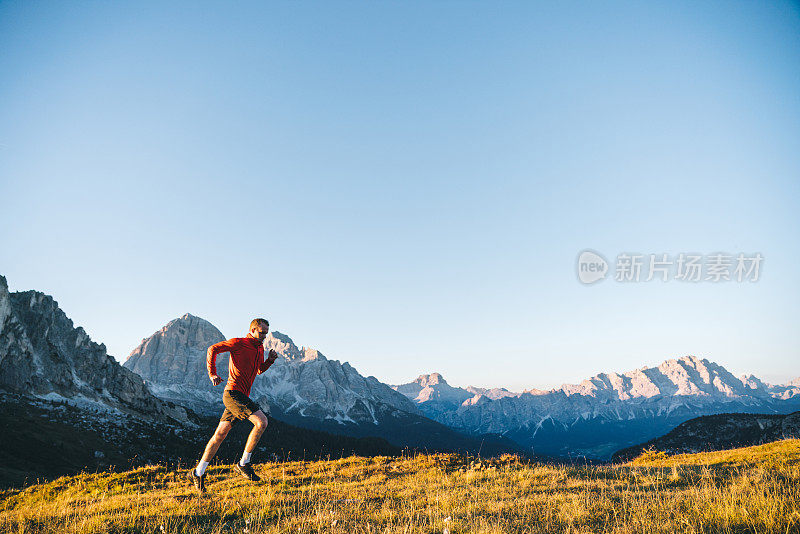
2 439 799 533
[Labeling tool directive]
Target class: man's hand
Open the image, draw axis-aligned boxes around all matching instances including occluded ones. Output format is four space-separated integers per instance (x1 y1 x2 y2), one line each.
210 374 223 386
267 349 278 362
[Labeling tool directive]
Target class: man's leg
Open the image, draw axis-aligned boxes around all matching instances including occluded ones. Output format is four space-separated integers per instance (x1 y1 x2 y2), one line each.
239 410 268 466
189 420 233 492
198 420 233 469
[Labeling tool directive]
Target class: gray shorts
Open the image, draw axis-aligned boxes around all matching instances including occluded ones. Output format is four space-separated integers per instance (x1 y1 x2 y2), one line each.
220 389 261 426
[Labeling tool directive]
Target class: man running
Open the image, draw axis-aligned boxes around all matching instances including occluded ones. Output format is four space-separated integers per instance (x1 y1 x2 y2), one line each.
188 318 278 493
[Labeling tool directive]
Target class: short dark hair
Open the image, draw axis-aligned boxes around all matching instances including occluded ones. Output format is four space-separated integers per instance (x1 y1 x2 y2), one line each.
250 318 269 331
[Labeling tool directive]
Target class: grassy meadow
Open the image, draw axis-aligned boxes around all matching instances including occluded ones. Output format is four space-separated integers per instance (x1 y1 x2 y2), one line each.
1 439 799 534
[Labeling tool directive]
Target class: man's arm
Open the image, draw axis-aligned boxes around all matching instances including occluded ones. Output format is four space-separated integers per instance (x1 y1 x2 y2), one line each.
258 348 278 374
207 338 239 385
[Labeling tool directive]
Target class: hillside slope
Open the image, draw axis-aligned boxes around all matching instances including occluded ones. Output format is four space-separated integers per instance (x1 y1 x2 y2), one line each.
627 437 800 467
2 441 798 533
613 410 800 462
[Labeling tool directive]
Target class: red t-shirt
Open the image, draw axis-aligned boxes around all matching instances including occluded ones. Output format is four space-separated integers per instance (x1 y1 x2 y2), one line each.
206 333 274 396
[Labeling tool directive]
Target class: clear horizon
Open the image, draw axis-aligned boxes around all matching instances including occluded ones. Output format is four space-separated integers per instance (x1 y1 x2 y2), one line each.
1 1 798 392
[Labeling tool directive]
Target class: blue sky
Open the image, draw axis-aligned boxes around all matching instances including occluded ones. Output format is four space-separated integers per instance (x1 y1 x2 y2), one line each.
1 1 798 391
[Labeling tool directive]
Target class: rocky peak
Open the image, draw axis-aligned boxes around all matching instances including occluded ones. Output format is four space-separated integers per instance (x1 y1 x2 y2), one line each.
171 314 222 346
394 375 519 405
740 374 768 391
658 355 746 397
264 330 331 362
416 372 447 387
266 331 303 360
124 313 226 385
393 372 474 405
556 355 753 401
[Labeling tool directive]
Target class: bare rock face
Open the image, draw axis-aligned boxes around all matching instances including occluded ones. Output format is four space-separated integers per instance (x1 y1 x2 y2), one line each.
124 314 228 410
124 316 419 424
126 314 226 385
0 276 190 424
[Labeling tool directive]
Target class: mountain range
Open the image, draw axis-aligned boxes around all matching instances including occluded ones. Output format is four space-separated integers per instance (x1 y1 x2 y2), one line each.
2 273 798 471
391 362 800 458
122 311 800 460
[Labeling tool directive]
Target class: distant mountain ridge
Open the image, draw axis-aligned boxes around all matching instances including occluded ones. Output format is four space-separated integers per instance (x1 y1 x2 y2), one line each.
392 358 800 459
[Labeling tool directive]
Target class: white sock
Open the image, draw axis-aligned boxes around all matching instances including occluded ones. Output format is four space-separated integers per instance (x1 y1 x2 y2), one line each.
195 461 209 477
240 452 252 466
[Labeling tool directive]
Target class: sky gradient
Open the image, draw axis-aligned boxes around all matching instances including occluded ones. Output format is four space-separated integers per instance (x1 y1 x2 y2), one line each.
1 1 798 391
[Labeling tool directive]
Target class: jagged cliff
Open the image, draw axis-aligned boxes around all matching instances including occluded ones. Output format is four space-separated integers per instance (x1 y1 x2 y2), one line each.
0 275 190 424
